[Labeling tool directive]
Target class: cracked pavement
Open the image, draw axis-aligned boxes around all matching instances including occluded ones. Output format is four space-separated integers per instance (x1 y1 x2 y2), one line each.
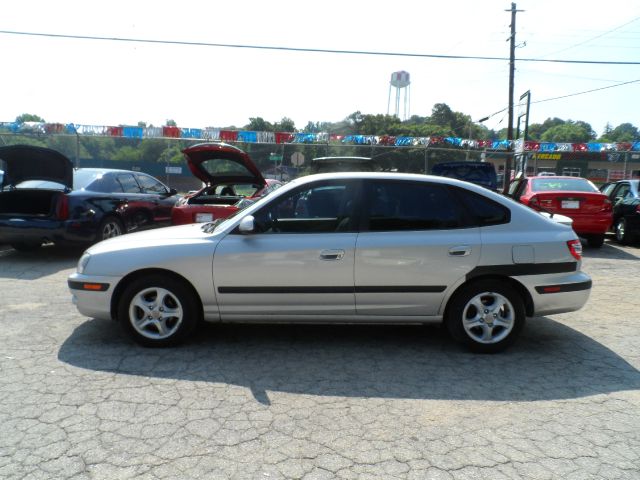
0 241 639 479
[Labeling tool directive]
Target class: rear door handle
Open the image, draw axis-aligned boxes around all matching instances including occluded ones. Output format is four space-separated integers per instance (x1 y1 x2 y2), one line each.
449 245 471 256
320 249 345 261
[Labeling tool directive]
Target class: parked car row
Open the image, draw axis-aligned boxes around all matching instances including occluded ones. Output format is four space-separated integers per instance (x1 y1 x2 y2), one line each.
507 175 613 248
599 180 640 244
0 144 280 250
0 144 601 352
0 145 180 251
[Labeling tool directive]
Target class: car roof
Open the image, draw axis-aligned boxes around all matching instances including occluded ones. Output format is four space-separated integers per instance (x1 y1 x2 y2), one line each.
290 171 498 192
527 175 589 180
312 156 372 162
75 168 146 175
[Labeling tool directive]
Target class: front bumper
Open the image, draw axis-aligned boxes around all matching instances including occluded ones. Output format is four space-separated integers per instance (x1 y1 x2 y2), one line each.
68 272 120 320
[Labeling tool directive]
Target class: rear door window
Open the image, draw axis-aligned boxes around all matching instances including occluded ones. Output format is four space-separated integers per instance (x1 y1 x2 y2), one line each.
364 180 466 231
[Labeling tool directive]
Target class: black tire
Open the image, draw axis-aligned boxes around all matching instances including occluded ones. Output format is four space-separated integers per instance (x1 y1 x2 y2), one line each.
445 280 525 354
614 218 632 244
586 234 605 248
117 274 201 347
10 241 42 252
97 216 125 242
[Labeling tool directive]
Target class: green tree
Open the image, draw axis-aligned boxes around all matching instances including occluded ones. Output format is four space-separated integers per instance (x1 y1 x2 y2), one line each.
274 117 296 132
165 119 177 127
15 113 45 123
112 145 142 162
540 122 594 143
599 123 639 142
245 117 273 131
430 103 456 128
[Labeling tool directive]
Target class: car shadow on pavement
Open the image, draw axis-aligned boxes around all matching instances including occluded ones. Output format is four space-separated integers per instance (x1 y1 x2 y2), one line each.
0 244 83 279
582 240 640 261
58 317 640 405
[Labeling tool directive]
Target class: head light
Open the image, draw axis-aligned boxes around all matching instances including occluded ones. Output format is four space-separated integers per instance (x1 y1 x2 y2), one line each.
77 253 91 274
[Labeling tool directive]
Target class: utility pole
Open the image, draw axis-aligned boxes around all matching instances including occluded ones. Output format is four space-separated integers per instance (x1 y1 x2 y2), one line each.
504 2 524 192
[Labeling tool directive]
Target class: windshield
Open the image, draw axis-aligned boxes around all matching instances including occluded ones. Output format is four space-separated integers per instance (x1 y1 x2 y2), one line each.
531 178 598 192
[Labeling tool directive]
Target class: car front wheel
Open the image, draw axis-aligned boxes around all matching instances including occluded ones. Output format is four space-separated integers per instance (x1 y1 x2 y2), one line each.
118 274 200 347
446 280 525 353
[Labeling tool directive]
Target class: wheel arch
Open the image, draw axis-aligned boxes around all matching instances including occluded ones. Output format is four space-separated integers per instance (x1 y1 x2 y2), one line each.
443 274 534 320
110 268 204 322
95 212 126 239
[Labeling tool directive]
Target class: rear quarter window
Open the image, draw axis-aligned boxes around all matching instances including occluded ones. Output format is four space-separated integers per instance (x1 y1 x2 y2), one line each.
451 187 511 226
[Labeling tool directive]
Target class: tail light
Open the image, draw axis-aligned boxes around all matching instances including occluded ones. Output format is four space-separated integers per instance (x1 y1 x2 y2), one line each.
567 239 582 260
528 196 540 210
603 198 612 212
635 204 640 214
55 194 69 220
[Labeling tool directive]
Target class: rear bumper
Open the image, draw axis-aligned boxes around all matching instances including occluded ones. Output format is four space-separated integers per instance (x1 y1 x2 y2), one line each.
0 217 98 245
517 271 592 316
569 214 612 235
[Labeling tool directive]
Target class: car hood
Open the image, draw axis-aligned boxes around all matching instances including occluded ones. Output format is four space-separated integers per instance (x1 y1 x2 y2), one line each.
0 144 74 189
182 142 266 187
87 223 223 254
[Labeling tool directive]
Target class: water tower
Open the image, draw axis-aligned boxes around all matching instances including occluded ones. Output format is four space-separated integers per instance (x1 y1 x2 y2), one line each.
387 71 411 120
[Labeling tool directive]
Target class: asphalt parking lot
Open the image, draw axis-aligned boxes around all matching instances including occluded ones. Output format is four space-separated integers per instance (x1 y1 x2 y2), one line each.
0 239 639 480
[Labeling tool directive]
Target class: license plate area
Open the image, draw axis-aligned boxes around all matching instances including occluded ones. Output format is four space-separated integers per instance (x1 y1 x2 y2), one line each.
195 212 214 222
561 200 580 209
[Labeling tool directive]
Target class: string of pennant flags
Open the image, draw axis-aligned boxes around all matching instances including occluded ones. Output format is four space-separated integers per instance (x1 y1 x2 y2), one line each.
3 121 640 153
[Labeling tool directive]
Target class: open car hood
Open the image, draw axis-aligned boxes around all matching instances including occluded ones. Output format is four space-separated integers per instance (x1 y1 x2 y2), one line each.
0 145 74 189
182 143 266 187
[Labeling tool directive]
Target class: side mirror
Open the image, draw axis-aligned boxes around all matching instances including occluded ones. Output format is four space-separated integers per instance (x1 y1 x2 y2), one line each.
167 188 178 196
238 215 255 234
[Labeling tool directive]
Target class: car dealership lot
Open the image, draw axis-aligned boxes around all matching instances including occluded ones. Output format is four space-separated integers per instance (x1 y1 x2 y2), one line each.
0 242 639 479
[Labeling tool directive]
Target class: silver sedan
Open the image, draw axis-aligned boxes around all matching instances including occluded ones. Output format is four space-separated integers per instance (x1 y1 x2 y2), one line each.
68 172 591 353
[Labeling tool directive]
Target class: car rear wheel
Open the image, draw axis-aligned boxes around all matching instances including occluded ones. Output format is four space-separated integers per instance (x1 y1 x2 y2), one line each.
118 274 200 347
615 218 632 244
446 280 525 353
98 216 124 241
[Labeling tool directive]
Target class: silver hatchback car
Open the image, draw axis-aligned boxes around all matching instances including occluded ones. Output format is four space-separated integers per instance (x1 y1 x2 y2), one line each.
68 172 591 353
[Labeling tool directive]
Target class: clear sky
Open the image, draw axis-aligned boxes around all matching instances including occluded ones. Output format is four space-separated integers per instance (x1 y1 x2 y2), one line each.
2 0 639 137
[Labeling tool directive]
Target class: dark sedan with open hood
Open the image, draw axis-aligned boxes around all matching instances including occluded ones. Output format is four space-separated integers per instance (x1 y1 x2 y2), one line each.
0 145 180 251
171 143 283 225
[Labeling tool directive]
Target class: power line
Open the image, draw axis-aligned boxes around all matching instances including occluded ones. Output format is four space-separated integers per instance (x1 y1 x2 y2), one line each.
478 79 640 124
538 16 640 58
1 29 640 65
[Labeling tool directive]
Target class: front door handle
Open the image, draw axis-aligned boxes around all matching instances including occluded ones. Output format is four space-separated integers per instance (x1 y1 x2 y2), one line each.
320 249 345 261
449 245 471 257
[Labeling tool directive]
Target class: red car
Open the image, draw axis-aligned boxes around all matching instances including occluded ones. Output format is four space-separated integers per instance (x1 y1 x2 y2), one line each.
171 143 283 225
509 175 612 248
